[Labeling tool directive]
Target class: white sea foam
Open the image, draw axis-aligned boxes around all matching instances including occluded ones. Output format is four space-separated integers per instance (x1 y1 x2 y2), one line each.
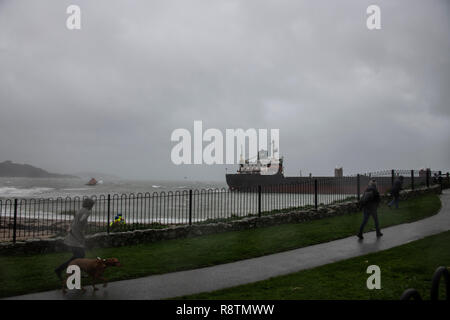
0 187 54 198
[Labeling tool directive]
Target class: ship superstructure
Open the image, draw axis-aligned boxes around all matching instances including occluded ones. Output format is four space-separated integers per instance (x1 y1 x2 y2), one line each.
237 147 283 176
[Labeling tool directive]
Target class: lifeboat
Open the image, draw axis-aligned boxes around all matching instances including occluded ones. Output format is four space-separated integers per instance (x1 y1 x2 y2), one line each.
86 178 98 186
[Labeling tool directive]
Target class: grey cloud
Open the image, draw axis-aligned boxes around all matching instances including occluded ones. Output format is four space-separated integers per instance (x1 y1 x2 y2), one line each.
0 0 449 180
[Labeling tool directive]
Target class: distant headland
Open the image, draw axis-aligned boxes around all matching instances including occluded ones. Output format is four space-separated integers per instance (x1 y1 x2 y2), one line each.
0 161 78 178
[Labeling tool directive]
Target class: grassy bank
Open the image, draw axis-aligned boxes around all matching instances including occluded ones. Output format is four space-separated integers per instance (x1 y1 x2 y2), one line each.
0 193 441 298
181 230 450 300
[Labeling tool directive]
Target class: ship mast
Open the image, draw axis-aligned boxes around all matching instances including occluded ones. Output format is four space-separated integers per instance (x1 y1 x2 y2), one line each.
239 145 244 164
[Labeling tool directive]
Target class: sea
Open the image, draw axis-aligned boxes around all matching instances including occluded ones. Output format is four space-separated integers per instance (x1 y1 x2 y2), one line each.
0 177 350 231
0 177 228 200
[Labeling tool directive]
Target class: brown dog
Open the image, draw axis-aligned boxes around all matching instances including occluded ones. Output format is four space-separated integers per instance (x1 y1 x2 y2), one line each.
62 257 121 293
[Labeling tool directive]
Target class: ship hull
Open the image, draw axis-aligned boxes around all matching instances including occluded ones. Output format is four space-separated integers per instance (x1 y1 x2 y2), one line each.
226 173 395 194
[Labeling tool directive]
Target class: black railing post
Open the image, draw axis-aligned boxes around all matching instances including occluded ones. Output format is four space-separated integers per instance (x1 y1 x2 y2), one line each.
447 172 450 185
391 169 395 187
189 189 193 225
13 198 18 244
357 174 361 201
426 169 430 188
258 185 262 218
107 194 111 234
314 179 318 210
411 170 414 190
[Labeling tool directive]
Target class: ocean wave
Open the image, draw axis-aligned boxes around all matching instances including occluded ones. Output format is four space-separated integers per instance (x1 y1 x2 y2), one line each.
0 187 54 197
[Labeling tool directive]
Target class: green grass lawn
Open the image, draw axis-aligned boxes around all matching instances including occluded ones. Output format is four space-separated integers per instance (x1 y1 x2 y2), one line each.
181 230 450 300
0 193 441 298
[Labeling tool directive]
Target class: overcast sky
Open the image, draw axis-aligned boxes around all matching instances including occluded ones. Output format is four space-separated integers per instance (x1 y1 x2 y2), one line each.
0 0 449 181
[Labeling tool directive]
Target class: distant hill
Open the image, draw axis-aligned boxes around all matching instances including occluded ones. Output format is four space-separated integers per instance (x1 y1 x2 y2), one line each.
0 161 79 178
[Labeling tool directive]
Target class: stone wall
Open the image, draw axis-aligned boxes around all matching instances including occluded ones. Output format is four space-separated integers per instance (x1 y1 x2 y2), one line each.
0 185 440 256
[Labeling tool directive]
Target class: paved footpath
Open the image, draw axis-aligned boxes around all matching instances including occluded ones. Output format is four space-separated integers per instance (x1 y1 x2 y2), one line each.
7 189 450 300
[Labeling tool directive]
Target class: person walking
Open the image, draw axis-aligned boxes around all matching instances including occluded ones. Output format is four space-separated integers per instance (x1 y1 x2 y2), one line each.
357 179 382 239
55 198 95 280
388 175 404 209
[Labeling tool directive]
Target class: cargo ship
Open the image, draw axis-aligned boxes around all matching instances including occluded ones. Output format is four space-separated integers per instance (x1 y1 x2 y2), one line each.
225 149 393 194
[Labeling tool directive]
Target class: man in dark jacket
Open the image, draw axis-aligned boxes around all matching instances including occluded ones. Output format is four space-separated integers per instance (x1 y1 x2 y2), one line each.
388 176 404 209
55 198 95 280
357 179 382 239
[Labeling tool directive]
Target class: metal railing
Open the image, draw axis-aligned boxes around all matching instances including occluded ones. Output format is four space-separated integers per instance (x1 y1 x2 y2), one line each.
0 168 447 243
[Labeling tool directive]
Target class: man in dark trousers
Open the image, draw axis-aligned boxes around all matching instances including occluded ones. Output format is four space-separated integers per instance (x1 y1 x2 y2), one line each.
388 175 404 209
55 198 95 280
357 179 382 239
